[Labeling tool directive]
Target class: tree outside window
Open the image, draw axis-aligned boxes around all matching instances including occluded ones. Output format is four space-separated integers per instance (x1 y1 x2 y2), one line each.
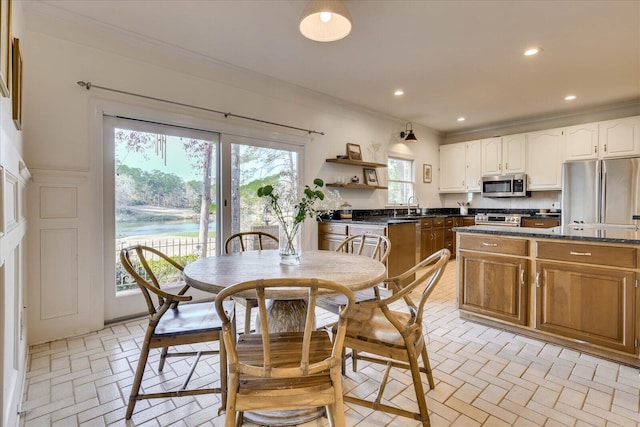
387 157 415 204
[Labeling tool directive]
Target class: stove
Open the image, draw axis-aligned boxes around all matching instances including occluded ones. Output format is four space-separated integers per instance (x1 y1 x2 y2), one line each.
474 212 526 227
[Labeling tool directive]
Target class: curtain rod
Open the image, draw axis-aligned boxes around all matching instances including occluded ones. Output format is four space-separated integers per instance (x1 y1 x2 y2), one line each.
76 81 325 136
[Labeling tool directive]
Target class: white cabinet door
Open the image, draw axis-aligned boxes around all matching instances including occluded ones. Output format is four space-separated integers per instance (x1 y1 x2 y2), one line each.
565 123 599 161
439 143 466 192
465 140 482 192
502 133 526 174
599 116 640 158
527 129 564 190
481 137 502 176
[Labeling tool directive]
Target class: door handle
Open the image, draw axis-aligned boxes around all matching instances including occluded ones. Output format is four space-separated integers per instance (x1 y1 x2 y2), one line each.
482 242 497 247
535 272 541 288
519 268 525 286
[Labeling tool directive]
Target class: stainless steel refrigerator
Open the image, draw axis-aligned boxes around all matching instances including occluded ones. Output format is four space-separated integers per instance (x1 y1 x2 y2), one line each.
561 157 640 226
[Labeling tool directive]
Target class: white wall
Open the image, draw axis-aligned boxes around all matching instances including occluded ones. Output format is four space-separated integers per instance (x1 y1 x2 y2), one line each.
22 22 443 345
1 2 28 426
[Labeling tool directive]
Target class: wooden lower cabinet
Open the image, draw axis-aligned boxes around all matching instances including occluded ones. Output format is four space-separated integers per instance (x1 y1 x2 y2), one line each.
318 221 418 285
535 261 636 354
459 251 528 325
522 218 560 228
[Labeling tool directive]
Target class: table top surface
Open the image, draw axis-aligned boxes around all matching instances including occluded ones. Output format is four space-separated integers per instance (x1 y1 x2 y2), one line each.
183 250 387 297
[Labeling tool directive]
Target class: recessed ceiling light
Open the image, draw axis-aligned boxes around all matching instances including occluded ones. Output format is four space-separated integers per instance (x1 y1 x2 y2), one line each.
565 94 577 101
457 117 466 122
524 47 541 56
394 90 404 96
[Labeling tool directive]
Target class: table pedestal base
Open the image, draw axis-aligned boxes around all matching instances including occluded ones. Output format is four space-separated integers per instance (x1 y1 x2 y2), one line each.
247 299 323 426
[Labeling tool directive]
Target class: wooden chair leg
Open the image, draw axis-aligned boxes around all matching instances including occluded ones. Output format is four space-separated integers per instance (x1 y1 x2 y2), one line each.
330 368 346 427
340 346 346 374
219 335 228 412
352 349 358 372
243 306 252 334
408 347 431 426
126 341 152 420
420 344 435 390
158 346 169 371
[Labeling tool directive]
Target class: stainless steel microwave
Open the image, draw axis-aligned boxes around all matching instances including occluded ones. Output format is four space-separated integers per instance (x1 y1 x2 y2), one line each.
481 174 530 197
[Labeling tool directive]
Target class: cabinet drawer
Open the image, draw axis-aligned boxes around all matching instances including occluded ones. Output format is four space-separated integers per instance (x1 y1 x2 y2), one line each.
420 218 433 229
522 218 560 228
459 234 528 256
445 218 454 226
537 242 636 268
349 225 386 236
462 217 475 226
433 218 445 227
318 223 347 235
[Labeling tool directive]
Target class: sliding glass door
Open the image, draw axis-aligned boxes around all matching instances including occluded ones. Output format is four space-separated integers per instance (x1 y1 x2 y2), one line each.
104 117 303 321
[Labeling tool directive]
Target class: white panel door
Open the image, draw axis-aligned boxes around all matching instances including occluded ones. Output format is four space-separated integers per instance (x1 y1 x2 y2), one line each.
465 140 482 192
481 137 502 176
439 143 466 192
527 129 564 190
565 123 599 161
502 134 526 174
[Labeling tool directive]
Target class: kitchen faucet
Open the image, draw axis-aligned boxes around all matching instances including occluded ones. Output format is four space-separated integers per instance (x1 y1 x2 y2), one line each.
407 195 416 215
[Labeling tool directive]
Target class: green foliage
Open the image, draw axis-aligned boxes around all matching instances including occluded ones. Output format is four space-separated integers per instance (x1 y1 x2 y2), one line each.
116 253 199 292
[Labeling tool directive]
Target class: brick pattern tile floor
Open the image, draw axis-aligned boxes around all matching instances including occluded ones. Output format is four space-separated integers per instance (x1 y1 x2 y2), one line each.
20 261 640 426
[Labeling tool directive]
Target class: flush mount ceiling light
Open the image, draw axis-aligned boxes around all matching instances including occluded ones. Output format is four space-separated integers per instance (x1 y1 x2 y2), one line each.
400 122 418 142
565 94 577 101
524 47 542 56
299 0 352 42
457 117 466 122
394 89 404 96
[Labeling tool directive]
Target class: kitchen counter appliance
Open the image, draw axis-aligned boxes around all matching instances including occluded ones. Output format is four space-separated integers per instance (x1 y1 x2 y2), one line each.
481 174 530 198
474 212 525 227
562 157 640 227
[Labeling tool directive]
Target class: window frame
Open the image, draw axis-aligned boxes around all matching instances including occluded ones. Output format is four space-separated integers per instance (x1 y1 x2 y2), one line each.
387 155 415 206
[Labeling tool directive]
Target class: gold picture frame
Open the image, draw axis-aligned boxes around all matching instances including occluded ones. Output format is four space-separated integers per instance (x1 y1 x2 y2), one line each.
423 164 432 183
11 36 21 130
346 143 362 161
0 0 11 97
363 167 378 186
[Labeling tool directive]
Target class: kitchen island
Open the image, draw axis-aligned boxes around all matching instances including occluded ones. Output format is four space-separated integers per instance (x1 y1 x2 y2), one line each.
453 224 640 367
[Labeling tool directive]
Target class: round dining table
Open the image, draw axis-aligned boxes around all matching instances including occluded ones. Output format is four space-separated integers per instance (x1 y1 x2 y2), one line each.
182 249 386 426
183 249 386 296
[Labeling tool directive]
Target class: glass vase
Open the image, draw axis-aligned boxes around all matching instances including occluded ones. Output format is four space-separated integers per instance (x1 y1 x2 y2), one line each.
278 221 301 265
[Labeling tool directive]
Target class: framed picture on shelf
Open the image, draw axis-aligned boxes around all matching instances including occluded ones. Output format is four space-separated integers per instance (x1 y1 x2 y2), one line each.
423 164 432 183
363 168 378 186
346 143 362 161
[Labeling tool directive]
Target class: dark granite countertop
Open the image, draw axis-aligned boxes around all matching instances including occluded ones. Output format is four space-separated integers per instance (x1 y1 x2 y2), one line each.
319 213 474 226
453 224 640 245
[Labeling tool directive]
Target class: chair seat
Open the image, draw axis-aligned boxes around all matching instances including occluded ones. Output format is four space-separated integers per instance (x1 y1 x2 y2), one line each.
318 285 392 313
155 300 234 336
341 305 422 350
236 331 334 391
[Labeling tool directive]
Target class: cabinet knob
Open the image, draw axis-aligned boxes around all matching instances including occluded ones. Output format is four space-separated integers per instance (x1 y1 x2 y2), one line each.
505 162 509 170
604 143 608 152
594 145 598 153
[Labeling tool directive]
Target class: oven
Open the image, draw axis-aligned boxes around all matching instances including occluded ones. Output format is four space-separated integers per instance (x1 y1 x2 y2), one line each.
474 213 524 227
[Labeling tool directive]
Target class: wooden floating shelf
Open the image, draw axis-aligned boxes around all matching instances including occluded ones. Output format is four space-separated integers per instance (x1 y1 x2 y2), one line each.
325 158 387 168
326 183 388 190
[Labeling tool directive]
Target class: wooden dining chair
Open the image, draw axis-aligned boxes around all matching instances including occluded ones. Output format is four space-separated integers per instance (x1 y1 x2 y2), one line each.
214 278 355 427
336 248 450 426
224 231 279 334
120 245 235 420
318 232 391 314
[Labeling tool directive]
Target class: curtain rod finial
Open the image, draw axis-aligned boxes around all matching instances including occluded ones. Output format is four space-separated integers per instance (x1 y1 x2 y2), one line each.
77 81 92 90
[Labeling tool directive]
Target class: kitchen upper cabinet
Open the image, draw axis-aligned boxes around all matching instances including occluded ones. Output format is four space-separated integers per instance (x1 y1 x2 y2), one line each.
439 143 466 192
599 116 640 158
481 135 526 176
527 128 564 190
465 139 482 192
440 141 483 193
565 123 599 161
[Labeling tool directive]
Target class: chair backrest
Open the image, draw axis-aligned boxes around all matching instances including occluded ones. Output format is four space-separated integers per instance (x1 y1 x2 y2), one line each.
224 231 279 254
120 245 192 316
374 249 450 330
215 278 354 379
335 233 392 264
